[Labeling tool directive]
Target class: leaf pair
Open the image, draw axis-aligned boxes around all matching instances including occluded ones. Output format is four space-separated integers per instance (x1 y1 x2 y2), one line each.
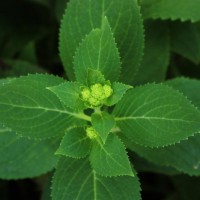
56 126 133 177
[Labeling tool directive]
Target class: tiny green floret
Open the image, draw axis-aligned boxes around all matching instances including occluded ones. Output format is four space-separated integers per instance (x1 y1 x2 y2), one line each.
90 83 105 100
88 97 101 107
81 87 91 101
86 127 98 139
103 84 113 98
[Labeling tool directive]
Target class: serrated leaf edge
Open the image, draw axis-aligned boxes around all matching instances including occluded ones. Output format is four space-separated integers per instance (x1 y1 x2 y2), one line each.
131 3 145 83
107 81 133 106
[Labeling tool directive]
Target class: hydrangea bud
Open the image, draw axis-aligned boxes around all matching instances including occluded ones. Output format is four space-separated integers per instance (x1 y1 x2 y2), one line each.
90 84 105 100
81 87 90 101
86 127 97 139
103 84 113 98
88 97 101 107
80 82 113 107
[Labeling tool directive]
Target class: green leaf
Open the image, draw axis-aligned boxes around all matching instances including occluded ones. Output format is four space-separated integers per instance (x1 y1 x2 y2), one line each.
0 77 15 85
134 20 170 84
91 111 116 143
0 124 59 179
48 81 85 111
59 0 144 84
56 127 91 158
74 17 121 84
105 82 132 106
125 78 200 175
52 157 141 200
113 84 200 147
126 133 200 176
89 134 133 176
170 21 200 64
166 77 200 108
84 68 106 86
140 0 200 22
0 74 84 139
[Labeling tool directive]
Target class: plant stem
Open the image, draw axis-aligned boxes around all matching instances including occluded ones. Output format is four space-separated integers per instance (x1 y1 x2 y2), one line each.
94 107 101 114
76 112 91 122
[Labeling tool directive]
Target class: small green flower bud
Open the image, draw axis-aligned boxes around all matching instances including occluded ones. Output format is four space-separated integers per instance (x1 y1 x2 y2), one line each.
88 97 101 107
81 87 90 100
86 127 97 139
90 83 104 100
103 84 113 98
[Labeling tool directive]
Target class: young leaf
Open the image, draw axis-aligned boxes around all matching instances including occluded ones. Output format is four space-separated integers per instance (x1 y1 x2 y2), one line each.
113 84 200 147
85 68 106 86
47 81 85 111
74 17 121 84
140 0 200 22
0 124 59 179
59 0 144 84
89 134 133 177
0 74 84 139
105 82 132 106
133 20 170 84
52 157 141 200
56 127 91 158
170 22 200 64
126 133 200 176
91 111 116 143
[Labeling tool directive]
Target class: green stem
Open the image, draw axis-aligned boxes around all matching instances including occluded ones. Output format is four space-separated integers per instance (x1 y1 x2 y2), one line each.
76 112 91 122
94 107 101 114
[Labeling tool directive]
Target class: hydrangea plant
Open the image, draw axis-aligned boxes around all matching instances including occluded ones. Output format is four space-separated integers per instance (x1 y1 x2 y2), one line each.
1 0 200 199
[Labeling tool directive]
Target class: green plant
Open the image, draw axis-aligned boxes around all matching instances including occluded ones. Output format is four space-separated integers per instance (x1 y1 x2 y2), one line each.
1 0 200 199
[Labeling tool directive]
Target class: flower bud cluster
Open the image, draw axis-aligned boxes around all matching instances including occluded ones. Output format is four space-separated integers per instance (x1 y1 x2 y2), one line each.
86 127 97 139
81 83 113 107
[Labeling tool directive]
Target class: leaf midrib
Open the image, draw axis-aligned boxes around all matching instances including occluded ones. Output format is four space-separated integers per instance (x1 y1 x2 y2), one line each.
97 140 130 172
115 116 199 123
0 102 80 118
